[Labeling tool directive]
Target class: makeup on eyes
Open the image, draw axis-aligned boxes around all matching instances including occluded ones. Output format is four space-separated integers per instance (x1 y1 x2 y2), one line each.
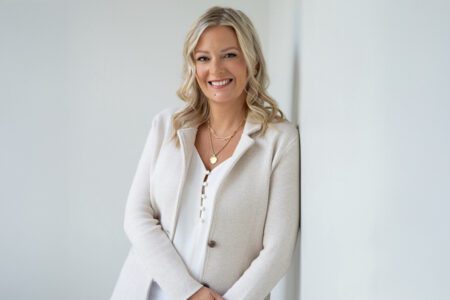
195 52 238 62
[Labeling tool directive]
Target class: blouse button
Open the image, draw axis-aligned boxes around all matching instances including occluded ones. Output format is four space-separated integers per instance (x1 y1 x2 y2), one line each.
202 182 208 187
207 240 217 248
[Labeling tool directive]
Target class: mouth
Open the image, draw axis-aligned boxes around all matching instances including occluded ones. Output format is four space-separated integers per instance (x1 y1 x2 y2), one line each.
208 78 233 89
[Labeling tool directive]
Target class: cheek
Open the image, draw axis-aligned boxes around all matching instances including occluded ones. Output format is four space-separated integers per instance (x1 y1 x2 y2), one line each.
230 61 248 81
195 65 207 81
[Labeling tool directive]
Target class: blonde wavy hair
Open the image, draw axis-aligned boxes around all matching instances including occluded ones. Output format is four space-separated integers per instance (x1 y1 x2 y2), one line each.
171 6 285 146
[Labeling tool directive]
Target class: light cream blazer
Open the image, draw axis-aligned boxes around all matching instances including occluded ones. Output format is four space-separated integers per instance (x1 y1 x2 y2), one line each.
111 107 300 300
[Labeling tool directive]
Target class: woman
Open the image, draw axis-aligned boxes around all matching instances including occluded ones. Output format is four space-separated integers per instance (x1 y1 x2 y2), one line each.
111 6 299 300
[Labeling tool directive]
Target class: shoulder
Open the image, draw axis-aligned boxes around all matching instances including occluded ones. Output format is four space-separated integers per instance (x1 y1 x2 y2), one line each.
250 118 299 168
141 106 184 146
261 118 299 148
148 105 185 134
262 119 299 169
267 119 298 140
152 105 183 124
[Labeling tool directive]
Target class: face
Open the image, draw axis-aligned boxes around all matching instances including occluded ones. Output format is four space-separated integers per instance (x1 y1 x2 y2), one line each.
193 25 248 107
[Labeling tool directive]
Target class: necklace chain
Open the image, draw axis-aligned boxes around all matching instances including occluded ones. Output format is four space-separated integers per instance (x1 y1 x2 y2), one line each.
209 126 234 140
207 118 245 165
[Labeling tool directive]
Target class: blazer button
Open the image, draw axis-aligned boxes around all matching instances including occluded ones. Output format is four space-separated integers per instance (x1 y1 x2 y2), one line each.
201 282 210 288
207 240 216 248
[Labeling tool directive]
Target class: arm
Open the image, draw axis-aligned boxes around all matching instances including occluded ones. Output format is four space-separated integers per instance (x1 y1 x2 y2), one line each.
223 135 300 300
123 115 203 299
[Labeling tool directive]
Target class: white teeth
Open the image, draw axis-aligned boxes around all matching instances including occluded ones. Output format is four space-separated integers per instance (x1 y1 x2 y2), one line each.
210 79 231 86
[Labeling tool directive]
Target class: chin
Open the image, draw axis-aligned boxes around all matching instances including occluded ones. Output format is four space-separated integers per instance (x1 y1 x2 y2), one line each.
208 95 238 104
201 88 246 105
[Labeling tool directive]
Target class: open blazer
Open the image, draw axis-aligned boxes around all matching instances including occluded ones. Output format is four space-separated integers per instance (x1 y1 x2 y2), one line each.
111 107 300 300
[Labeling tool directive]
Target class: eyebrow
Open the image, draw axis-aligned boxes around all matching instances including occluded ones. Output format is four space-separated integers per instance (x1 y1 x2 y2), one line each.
194 47 240 54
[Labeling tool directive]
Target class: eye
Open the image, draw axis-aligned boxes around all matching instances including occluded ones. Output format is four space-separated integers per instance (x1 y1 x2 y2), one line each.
196 56 209 62
224 53 237 58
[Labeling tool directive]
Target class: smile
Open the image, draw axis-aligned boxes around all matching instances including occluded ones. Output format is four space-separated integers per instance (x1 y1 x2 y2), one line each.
208 79 233 88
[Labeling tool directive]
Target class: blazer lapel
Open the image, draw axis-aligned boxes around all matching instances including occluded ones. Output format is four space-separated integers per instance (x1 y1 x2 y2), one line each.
211 119 261 208
177 127 197 170
230 118 261 166
176 118 261 172
166 127 197 238
177 118 261 176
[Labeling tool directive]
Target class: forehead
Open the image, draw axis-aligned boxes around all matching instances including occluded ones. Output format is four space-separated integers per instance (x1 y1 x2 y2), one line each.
195 25 241 51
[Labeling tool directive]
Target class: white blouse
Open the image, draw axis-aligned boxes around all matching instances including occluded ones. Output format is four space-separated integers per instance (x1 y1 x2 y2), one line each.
147 148 235 300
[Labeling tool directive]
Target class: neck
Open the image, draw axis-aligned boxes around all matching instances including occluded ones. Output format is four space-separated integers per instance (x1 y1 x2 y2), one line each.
207 101 247 135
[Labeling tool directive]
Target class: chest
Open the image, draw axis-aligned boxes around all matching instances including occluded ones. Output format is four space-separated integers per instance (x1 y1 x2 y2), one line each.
195 125 243 171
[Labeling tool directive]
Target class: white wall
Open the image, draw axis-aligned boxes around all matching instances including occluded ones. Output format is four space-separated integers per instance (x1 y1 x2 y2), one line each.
298 0 450 299
0 2 69 299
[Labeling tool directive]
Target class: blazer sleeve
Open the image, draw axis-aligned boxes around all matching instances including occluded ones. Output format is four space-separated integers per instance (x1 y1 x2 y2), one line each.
222 133 300 300
123 114 203 300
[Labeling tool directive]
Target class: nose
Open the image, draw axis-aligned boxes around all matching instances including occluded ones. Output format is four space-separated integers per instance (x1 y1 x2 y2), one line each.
210 57 224 75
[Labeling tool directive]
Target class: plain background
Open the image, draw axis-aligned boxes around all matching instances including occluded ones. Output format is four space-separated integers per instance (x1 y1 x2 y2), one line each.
1 0 449 299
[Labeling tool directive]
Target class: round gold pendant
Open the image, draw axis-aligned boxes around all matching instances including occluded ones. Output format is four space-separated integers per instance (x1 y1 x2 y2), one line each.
209 155 218 164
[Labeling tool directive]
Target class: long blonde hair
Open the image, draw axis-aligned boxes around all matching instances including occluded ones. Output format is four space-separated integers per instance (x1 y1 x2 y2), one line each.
171 6 285 146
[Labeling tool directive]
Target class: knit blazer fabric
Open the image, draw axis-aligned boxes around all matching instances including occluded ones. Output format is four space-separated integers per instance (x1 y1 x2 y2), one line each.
111 106 300 300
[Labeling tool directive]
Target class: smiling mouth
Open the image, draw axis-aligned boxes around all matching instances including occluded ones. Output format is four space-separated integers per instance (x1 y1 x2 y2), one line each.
208 79 233 88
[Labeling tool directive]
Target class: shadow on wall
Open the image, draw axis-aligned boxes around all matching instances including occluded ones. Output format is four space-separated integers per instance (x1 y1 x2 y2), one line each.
284 26 301 300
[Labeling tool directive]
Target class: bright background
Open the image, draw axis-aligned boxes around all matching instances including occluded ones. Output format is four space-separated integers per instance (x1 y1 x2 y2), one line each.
1 0 449 299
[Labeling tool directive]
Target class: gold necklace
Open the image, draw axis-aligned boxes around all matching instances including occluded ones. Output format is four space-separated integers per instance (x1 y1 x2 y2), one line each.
209 126 234 140
207 118 245 165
